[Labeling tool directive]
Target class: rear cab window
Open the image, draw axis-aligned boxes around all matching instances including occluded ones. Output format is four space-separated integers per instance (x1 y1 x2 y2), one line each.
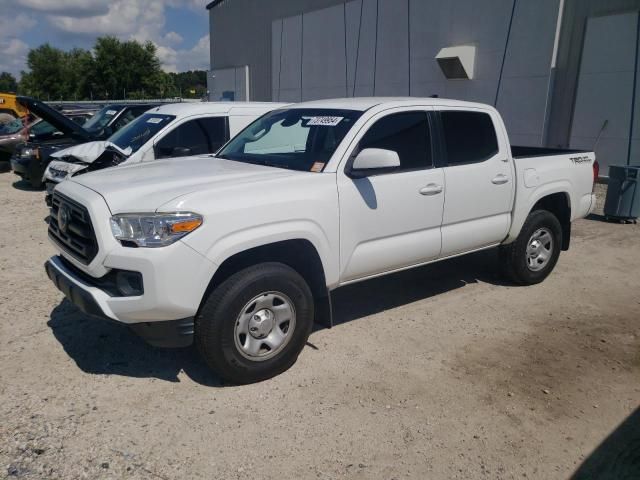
439 110 499 166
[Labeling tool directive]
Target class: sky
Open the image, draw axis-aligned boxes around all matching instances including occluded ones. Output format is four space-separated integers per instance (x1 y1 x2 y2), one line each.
0 0 211 78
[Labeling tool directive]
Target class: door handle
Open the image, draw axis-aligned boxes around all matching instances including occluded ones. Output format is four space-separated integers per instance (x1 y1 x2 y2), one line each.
419 183 443 195
492 174 509 185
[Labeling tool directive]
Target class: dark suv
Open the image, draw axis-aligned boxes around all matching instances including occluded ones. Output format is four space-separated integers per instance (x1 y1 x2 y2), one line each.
11 97 157 188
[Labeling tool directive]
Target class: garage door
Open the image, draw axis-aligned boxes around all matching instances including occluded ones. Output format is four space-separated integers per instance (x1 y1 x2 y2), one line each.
569 12 640 176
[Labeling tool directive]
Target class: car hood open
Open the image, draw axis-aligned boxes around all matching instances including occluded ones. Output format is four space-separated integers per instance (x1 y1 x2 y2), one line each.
17 96 94 142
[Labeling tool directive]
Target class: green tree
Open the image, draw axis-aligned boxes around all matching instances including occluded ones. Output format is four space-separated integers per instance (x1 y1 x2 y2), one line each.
63 48 94 100
168 70 207 98
19 44 68 99
0 72 18 92
92 37 172 99
17 36 188 101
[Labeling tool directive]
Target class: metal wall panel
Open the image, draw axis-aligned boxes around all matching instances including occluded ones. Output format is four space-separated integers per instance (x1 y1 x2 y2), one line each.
569 12 638 175
408 0 513 104
301 4 348 100
209 66 246 101
272 20 283 101
408 0 448 97
278 15 304 102
210 0 640 167
210 0 347 101
345 0 362 96
374 0 409 95
546 0 640 153
351 0 377 96
496 0 560 146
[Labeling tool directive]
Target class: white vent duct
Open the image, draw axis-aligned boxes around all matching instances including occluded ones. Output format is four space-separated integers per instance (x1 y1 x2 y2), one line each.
436 46 477 80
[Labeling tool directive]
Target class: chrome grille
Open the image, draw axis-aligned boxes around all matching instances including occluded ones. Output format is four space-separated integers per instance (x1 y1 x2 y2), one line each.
48 192 98 264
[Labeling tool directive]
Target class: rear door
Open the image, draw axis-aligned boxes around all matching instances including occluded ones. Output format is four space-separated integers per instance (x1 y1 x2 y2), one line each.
437 108 514 256
337 108 445 282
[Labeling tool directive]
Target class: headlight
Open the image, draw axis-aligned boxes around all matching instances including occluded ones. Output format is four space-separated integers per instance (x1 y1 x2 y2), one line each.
110 212 203 247
21 147 39 159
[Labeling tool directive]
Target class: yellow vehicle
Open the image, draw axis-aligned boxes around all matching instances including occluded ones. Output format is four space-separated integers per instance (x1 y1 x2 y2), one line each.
0 93 29 119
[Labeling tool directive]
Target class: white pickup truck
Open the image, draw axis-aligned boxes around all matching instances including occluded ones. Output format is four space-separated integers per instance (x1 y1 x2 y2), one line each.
44 98 598 384
43 102 287 205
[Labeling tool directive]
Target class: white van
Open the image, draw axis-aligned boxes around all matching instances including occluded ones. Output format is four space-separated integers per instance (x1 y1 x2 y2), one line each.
44 102 288 205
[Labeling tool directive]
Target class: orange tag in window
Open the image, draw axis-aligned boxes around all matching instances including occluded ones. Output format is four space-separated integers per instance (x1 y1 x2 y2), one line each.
310 162 325 172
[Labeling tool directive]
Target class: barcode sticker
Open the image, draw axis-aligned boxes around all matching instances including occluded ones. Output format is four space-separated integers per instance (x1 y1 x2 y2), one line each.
310 162 325 172
306 116 343 126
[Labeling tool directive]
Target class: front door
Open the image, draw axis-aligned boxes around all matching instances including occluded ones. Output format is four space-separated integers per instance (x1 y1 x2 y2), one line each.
337 109 445 283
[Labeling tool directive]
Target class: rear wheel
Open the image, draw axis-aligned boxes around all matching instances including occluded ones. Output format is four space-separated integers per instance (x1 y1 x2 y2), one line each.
500 210 562 285
195 262 314 384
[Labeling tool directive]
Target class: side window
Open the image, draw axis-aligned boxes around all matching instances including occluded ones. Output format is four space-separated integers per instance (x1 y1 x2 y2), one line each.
199 117 228 151
440 111 499 165
112 110 136 130
359 112 432 171
155 120 210 158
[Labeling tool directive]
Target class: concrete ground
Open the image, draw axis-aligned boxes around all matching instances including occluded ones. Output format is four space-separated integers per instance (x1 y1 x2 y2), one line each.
0 177 638 480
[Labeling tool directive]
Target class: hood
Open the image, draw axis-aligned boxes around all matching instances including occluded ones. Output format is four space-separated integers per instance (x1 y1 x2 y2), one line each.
50 141 108 163
71 156 302 213
17 96 93 142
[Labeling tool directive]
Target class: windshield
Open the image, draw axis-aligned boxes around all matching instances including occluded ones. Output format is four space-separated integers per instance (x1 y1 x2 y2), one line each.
83 106 119 131
217 108 362 172
30 120 58 136
0 118 25 135
108 113 175 154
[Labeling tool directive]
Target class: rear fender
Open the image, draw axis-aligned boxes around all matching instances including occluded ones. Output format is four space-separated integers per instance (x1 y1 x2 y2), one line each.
506 182 572 244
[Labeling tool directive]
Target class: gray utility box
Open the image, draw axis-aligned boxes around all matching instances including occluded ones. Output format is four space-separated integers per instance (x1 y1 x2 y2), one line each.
604 165 640 221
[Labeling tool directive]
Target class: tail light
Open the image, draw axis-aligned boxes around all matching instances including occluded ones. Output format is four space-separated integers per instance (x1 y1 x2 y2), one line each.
592 160 599 190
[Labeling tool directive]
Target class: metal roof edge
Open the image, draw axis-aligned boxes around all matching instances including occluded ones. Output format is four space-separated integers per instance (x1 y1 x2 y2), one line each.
206 0 225 10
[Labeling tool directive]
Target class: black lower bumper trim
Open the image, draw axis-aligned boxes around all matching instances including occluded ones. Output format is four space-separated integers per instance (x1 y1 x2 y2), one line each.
129 318 194 348
45 259 107 319
45 259 194 349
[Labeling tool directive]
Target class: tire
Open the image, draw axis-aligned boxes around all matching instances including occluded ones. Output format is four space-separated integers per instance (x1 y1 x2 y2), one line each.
500 210 563 285
195 262 314 384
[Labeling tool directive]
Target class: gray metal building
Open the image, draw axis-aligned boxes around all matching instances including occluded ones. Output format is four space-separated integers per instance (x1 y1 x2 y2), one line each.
207 0 640 175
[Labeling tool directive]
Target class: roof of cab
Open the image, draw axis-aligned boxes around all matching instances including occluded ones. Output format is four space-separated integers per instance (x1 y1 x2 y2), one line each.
144 101 290 117
287 97 492 111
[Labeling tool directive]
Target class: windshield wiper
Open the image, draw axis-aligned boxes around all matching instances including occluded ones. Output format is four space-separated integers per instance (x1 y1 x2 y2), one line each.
216 153 291 170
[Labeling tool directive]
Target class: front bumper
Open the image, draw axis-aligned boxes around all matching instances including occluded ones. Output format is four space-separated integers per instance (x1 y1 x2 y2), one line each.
45 256 199 348
45 181 217 346
10 156 29 176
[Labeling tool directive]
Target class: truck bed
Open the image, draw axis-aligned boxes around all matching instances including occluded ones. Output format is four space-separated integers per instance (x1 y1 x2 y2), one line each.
511 145 588 159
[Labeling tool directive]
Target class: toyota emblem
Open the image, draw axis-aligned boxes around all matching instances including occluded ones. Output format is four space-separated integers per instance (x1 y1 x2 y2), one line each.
58 204 71 233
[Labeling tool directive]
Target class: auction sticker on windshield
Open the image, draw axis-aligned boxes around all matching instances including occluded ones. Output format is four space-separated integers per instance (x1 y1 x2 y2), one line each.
106 110 117 115
147 118 164 124
306 116 343 126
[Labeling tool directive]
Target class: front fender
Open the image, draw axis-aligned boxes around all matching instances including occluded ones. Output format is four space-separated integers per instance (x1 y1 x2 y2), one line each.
183 219 339 288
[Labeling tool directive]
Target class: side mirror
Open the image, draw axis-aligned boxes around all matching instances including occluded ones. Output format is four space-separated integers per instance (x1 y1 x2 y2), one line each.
349 148 400 178
172 146 192 157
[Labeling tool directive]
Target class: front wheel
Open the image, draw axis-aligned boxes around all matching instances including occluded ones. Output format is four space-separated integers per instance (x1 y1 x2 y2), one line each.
500 210 563 285
195 262 314 384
